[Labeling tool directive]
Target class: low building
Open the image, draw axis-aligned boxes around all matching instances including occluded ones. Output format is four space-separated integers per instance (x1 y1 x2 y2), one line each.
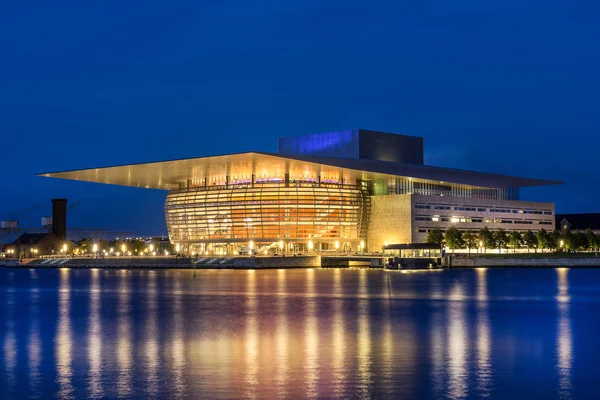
4 232 62 258
39 129 561 253
556 213 600 234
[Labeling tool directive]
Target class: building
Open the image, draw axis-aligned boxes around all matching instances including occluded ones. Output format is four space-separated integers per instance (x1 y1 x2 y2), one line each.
39 129 560 254
556 213 600 234
4 232 62 258
2 198 69 258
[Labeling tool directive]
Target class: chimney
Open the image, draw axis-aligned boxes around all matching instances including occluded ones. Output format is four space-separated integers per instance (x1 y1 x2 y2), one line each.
52 198 67 242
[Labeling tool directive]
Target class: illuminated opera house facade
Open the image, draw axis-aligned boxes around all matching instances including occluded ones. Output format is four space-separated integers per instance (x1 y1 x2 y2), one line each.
40 129 560 253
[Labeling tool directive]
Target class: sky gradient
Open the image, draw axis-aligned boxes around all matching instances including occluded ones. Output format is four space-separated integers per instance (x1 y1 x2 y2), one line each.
1 0 599 235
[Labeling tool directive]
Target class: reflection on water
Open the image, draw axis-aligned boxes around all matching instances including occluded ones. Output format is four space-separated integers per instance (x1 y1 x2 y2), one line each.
275 270 289 398
117 270 133 398
56 269 74 399
476 268 491 397
447 281 468 399
171 274 186 398
88 269 103 398
244 270 259 399
556 268 573 398
0 267 596 399
357 270 372 398
304 269 319 399
3 289 16 392
28 283 42 399
144 271 160 396
331 269 346 398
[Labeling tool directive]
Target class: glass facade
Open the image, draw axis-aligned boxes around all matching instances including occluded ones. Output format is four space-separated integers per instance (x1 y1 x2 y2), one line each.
165 184 370 244
372 179 520 200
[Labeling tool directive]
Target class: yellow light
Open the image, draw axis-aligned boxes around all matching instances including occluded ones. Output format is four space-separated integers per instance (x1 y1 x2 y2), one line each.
92 244 98 252
451 217 459 223
249 240 255 250
279 240 284 249
308 240 314 250
479 241 483 247
175 244 180 252
263 250 267 255
63 243 67 252
560 240 564 247
121 244 126 252
384 241 389 247
334 241 340 249
165 251 169 256
149 244 154 252
360 240 365 249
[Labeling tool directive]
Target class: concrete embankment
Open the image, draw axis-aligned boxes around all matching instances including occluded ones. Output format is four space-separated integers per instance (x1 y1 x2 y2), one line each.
451 256 600 268
15 256 323 269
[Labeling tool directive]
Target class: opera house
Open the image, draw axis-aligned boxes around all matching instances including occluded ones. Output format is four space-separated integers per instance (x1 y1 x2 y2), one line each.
40 129 560 254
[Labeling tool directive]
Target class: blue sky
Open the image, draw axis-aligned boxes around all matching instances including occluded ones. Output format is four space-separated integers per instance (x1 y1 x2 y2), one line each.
1 0 598 234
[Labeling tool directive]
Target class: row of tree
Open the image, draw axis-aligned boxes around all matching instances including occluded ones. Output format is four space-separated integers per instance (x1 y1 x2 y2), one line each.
426 227 600 253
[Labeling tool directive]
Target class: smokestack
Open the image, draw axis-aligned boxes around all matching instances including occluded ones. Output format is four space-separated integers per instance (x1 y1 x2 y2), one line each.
52 198 67 242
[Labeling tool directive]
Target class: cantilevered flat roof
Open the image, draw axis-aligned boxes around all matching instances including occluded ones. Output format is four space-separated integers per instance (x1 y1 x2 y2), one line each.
37 151 561 190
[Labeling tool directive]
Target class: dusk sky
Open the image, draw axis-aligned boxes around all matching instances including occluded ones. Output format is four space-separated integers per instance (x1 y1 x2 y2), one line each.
1 0 599 235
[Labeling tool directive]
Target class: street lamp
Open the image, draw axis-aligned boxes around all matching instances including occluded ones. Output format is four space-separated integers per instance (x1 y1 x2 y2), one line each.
92 244 98 253
63 243 67 254
121 244 126 253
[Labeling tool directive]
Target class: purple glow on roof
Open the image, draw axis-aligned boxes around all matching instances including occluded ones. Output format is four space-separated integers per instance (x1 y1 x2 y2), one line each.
278 130 358 158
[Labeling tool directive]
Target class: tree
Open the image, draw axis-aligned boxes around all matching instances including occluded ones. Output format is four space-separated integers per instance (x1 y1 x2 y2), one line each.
427 227 444 247
444 226 463 254
462 230 478 255
585 228 598 252
537 229 551 253
572 231 587 252
494 229 509 253
523 230 537 253
478 227 495 253
509 231 523 253
551 229 563 252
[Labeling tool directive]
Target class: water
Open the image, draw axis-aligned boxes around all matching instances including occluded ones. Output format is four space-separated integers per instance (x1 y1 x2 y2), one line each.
0 267 598 399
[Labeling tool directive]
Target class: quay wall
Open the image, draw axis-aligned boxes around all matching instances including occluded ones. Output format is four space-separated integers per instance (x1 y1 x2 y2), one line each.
452 256 600 268
17 256 322 269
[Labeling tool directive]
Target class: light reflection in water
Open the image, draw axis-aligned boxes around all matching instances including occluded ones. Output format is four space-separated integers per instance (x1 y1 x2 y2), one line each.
244 270 259 399
304 268 319 399
56 269 74 399
171 275 186 398
447 281 467 399
117 270 133 398
430 302 445 397
88 269 103 398
3 289 16 392
28 286 42 398
476 268 491 397
275 269 289 398
357 269 372 397
332 269 346 398
145 271 160 396
556 268 572 397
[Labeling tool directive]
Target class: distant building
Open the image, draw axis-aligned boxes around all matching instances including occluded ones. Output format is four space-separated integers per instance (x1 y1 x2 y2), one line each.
39 129 561 253
556 213 600 234
5 232 62 258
